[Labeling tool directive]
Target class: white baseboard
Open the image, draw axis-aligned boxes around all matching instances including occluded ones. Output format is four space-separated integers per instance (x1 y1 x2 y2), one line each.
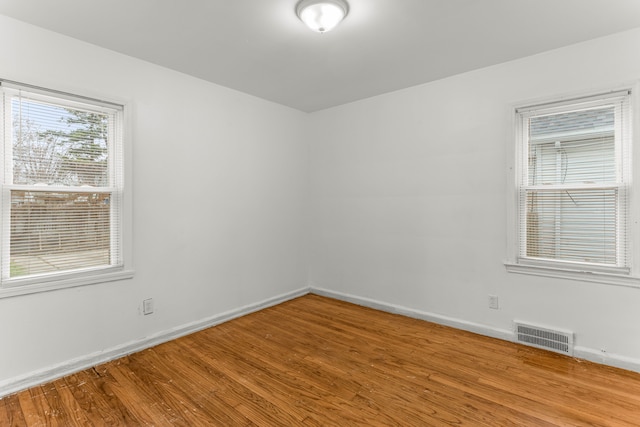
0 287 309 398
310 287 513 342
573 347 640 373
4 285 639 398
310 286 640 374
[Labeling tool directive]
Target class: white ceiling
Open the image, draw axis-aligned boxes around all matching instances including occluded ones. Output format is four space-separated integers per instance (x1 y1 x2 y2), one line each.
1 0 640 112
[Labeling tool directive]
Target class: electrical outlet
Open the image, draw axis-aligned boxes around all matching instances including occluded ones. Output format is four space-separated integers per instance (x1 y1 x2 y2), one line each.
143 298 154 315
488 295 499 310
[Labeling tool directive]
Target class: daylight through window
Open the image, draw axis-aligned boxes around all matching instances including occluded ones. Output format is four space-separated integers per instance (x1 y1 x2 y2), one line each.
1 83 125 290
514 91 632 276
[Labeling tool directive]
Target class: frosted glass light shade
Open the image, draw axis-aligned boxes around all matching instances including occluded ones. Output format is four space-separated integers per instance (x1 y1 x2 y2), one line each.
296 0 349 33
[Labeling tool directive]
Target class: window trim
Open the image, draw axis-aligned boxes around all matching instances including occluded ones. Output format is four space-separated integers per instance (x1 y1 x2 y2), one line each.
0 80 133 298
505 86 640 287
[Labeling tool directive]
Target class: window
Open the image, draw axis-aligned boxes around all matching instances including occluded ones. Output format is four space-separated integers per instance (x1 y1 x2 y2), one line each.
0 81 132 296
506 90 638 285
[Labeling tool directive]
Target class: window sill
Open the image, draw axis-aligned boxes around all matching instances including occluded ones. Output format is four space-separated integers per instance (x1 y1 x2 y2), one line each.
0 269 135 299
505 262 640 288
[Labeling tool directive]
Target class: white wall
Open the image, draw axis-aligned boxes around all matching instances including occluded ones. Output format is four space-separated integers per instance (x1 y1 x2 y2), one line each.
308 28 640 370
0 15 309 390
3 13 640 394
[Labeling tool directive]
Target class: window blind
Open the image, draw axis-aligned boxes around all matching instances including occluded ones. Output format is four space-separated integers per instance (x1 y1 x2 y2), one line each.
517 93 630 271
2 87 124 282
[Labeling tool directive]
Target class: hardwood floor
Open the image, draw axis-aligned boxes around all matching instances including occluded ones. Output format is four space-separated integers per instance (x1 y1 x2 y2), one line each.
2 294 640 426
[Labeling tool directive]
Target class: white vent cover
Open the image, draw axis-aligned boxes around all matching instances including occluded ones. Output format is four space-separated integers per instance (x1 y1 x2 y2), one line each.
514 321 574 356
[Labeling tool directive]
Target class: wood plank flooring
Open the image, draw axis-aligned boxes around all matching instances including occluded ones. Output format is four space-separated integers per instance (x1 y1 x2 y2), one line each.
2 294 640 426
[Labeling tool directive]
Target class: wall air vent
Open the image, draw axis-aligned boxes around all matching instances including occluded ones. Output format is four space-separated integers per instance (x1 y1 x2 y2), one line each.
514 321 574 356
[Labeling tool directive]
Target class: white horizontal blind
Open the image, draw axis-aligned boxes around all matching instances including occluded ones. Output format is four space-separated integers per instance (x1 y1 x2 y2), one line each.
524 188 619 265
518 92 630 271
2 87 123 282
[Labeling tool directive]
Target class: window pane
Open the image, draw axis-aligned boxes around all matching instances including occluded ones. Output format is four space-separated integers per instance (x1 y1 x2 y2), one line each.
525 188 617 265
528 107 616 186
12 96 109 186
515 92 631 277
10 191 111 277
529 106 614 141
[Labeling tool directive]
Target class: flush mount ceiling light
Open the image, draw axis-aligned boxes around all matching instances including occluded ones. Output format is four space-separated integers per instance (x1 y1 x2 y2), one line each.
296 0 349 33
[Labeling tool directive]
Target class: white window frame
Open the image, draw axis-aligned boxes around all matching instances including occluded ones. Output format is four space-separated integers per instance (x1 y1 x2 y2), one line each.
0 80 133 298
505 87 640 287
